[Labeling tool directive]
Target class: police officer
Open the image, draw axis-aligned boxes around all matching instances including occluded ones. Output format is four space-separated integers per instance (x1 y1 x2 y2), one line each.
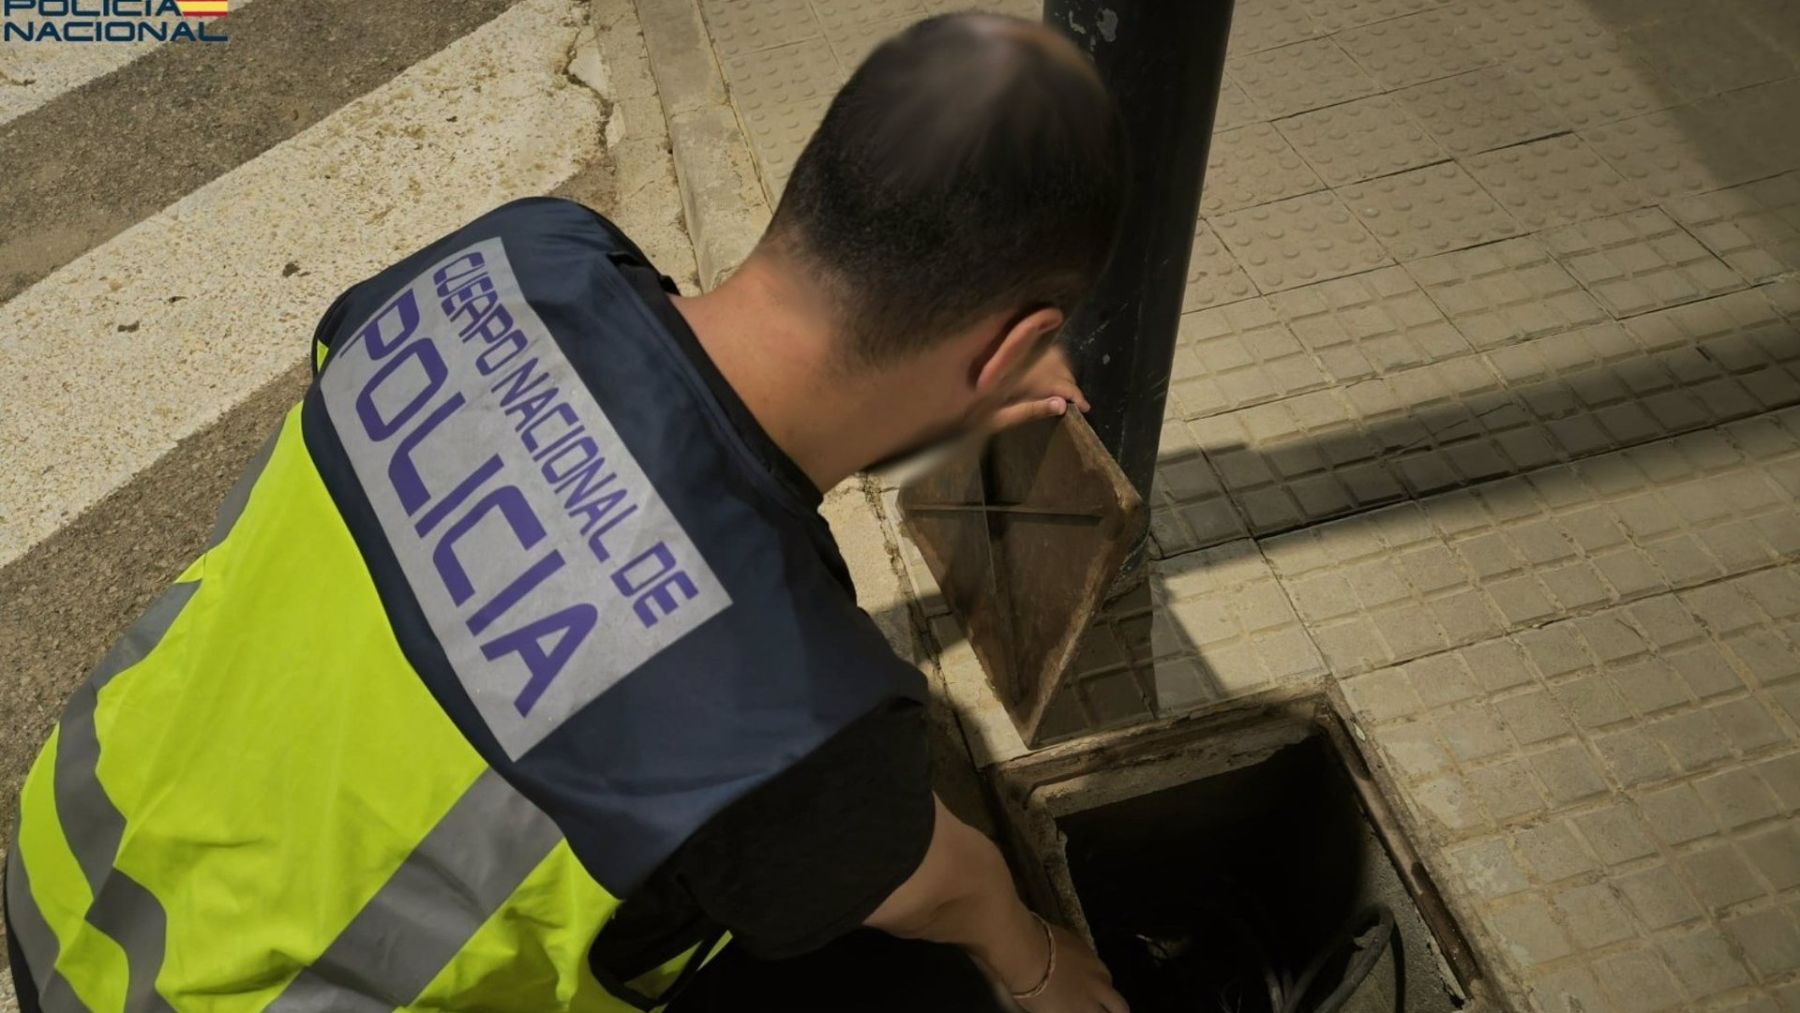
6 12 1128 1013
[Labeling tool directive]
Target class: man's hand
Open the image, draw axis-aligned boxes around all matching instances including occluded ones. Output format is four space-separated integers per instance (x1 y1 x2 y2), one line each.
866 799 1128 1013
989 345 1090 432
1013 924 1126 1013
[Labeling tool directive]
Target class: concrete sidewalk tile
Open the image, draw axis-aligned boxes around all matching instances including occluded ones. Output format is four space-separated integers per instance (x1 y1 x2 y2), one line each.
1707 79 1800 177
1265 265 1472 382
1622 11 1794 102
1665 171 1800 284
1440 0 1609 64
1230 38 1381 120
1394 66 1569 157
1463 134 1648 231
1225 0 1320 57
1295 0 1447 34
1199 123 1324 216
719 37 842 198
1184 220 1260 311
1541 209 1746 319
807 0 923 32
1148 421 1247 557
1211 191 1393 293
1404 237 1611 350
1275 94 1447 188
1513 37 1681 130
700 0 821 61
1167 297 1333 420
1213 75 1267 132
822 15 914 72
1583 106 1780 203
1339 162 1523 262
1730 0 1800 62
1188 392 1410 534
1333 9 1489 90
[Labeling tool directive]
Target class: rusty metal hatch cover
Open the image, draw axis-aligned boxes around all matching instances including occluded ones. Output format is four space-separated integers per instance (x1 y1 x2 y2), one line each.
899 412 1146 745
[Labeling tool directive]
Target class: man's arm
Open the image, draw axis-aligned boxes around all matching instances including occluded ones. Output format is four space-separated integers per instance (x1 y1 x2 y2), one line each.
864 797 1127 1013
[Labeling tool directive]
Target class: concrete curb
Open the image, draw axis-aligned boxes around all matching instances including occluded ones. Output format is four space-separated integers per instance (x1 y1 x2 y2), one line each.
636 0 770 290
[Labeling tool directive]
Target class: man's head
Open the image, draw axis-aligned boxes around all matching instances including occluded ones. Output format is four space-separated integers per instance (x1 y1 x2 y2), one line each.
760 13 1127 436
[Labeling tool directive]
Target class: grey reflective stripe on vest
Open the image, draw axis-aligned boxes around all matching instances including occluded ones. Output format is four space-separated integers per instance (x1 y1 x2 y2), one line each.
264 768 564 1013
6 846 89 1013
209 428 281 548
51 579 199 1013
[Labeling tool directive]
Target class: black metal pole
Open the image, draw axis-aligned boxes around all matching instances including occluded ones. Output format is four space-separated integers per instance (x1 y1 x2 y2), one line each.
1045 0 1235 578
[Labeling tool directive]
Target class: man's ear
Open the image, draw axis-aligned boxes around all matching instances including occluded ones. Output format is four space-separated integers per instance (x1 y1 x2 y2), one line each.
973 306 1065 395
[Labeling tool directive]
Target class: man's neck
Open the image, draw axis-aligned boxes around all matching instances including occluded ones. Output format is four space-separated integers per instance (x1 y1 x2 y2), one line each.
671 255 922 494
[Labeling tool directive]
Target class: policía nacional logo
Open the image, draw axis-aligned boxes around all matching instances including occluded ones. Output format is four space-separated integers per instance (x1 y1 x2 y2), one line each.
2 0 231 43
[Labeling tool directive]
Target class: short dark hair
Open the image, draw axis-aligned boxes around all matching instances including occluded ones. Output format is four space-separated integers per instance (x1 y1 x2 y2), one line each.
766 13 1128 367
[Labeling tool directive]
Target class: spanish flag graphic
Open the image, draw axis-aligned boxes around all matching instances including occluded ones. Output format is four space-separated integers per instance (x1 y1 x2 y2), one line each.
175 0 229 16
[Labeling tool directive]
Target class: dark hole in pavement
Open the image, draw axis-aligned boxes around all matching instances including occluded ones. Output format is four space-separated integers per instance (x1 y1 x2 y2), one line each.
1000 705 1482 1013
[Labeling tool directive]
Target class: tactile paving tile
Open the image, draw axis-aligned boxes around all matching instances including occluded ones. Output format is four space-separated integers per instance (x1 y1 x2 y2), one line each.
1341 574 1800 1012
1230 39 1381 120
1511 37 1683 131
1437 0 1610 63
1184 220 1259 312
1166 297 1335 420
1665 172 1800 285
1622 10 1795 102
1275 94 1448 188
822 15 915 72
702 0 822 61
1582 106 1782 203
1541 209 1747 319
1261 407 1800 676
1406 237 1611 350
1463 134 1647 231
1212 75 1266 133
1211 191 1394 293
1394 66 1569 158
808 0 924 31
1295 0 1447 33
1199 123 1324 215
1266 266 1474 382
720 37 844 199
1338 162 1523 262
1333 9 1490 90
1138 540 1330 706
1148 421 1248 558
1225 0 1319 56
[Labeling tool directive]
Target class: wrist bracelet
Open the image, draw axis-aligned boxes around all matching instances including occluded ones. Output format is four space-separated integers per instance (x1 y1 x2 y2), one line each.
1009 912 1057 1001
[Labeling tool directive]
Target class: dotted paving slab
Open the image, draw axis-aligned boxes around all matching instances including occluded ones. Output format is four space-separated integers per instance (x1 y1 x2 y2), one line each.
1437 0 1610 64
1199 123 1324 216
718 36 843 198
1338 161 1523 262
1231 38 1382 120
700 0 821 60
1294 0 1447 34
1405 237 1611 350
1211 190 1394 293
1262 407 1800 676
1346 573 1800 1011
1183 220 1260 312
1333 8 1489 91
1583 106 1783 203
1212 75 1267 133
1224 0 1319 57
1463 134 1648 232
1541 209 1746 319
823 15 914 71
1167 297 1336 420
1512 37 1683 131
1665 171 1800 285
1275 94 1447 188
1393 66 1569 158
